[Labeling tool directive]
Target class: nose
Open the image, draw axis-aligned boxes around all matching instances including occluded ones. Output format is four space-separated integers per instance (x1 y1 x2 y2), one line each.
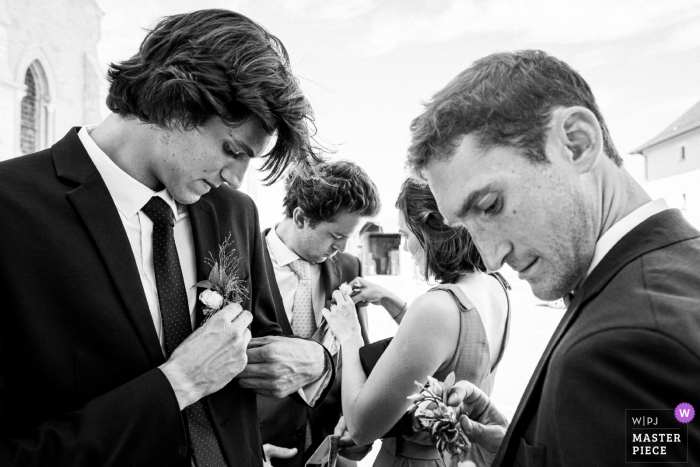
402 239 408 253
333 238 349 253
470 229 512 272
220 157 251 189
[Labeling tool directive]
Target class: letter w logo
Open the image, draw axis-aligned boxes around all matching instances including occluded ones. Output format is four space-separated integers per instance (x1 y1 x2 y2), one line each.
680 409 691 417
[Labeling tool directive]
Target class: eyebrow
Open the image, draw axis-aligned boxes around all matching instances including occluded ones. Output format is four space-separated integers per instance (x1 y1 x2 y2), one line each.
231 138 254 158
454 184 497 220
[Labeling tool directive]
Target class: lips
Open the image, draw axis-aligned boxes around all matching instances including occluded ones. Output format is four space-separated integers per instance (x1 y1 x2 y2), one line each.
517 258 538 279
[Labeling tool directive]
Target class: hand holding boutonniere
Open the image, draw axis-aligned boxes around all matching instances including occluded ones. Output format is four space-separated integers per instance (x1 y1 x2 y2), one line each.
321 287 361 345
407 372 470 463
195 234 248 323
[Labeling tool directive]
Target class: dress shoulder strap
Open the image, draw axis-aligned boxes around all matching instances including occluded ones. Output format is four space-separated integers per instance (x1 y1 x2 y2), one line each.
427 283 476 312
487 272 511 372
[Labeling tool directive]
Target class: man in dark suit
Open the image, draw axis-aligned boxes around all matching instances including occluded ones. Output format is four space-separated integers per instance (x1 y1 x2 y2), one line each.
0 10 333 467
409 50 700 466
258 160 381 467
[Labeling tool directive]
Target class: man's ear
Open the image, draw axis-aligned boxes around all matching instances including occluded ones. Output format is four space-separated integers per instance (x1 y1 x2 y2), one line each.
292 207 308 229
553 106 603 174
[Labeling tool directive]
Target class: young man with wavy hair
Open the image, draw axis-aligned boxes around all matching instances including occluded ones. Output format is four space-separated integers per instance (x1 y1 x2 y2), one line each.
259 160 381 467
0 9 332 467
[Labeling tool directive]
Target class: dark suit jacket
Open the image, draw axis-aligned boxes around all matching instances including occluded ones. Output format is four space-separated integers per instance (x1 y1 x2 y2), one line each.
493 209 700 467
0 128 322 466
258 227 370 467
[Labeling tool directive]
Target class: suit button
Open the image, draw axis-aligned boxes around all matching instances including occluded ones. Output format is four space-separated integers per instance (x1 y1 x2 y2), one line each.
177 446 188 457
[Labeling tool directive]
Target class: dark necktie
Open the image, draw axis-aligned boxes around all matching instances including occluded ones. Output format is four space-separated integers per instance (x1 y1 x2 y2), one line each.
141 197 228 467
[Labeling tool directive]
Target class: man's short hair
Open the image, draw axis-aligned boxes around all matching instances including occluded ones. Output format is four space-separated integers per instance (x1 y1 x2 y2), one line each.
283 160 381 227
396 178 486 283
407 50 621 176
106 9 320 184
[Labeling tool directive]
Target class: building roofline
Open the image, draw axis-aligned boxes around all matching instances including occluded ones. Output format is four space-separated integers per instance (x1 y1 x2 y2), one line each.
632 122 700 155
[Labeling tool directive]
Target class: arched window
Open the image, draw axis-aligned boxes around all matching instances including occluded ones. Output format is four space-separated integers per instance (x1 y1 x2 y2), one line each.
20 68 38 154
19 61 49 154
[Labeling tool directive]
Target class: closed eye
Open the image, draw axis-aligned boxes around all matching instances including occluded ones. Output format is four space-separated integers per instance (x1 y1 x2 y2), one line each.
478 193 502 216
223 143 244 159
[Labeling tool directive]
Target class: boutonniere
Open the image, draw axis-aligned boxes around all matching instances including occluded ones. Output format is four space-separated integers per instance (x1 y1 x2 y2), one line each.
407 372 470 459
194 234 248 323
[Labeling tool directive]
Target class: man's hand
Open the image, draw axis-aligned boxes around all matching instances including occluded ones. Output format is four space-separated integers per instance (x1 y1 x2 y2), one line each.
334 416 373 461
237 336 326 398
446 380 509 459
263 444 297 467
159 303 252 410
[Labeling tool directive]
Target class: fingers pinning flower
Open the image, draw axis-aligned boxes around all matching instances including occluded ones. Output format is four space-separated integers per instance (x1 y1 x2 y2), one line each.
339 282 352 296
199 289 224 309
407 372 470 459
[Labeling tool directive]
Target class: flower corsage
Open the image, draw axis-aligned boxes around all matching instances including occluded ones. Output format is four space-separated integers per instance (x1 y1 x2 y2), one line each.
194 234 248 322
407 372 470 459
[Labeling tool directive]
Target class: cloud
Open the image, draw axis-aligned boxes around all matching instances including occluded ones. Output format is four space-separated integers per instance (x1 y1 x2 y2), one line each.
281 0 379 21
351 0 700 56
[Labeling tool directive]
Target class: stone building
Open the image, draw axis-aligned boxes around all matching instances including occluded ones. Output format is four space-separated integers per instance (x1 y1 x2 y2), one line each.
0 0 103 161
633 100 700 227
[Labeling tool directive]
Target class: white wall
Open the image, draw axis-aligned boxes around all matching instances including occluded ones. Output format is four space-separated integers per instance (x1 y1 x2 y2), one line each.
0 0 103 161
644 127 700 181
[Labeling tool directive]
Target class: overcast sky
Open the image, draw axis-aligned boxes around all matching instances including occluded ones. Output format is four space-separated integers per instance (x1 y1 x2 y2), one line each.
94 0 700 230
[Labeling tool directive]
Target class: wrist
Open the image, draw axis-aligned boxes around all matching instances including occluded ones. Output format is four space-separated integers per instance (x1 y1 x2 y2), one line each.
340 332 364 348
388 297 408 320
159 360 200 410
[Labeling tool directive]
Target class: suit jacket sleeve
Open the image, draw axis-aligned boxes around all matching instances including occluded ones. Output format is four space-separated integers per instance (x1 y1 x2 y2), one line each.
0 347 187 466
548 329 700 466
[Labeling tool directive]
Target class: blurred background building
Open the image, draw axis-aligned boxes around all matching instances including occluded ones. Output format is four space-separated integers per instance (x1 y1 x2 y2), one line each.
633 100 700 228
0 0 103 161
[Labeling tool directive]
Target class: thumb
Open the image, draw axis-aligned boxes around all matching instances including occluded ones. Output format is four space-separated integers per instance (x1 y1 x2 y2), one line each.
459 415 505 453
264 444 298 460
334 416 347 436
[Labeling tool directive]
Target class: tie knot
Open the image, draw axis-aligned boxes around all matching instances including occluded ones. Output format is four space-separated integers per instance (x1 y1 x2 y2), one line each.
289 258 310 280
141 197 174 227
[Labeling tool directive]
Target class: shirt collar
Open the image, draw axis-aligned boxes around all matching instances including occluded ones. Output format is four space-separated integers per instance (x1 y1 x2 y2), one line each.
78 126 180 221
585 198 669 278
266 224 302 267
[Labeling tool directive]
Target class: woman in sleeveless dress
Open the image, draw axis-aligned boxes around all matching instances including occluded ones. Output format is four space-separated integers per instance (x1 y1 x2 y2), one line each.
323 179 510 467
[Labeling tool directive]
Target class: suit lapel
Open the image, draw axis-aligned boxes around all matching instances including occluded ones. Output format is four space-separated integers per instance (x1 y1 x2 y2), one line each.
56 129 164 367
497 209 700 464
320 256 340 301
189 199 220 327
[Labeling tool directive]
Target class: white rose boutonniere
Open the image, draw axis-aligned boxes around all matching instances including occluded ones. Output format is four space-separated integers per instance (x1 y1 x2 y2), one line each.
194 234 248 323
199 289 224 309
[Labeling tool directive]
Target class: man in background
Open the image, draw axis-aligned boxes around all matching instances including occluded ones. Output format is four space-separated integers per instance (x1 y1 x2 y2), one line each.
259 160 381 467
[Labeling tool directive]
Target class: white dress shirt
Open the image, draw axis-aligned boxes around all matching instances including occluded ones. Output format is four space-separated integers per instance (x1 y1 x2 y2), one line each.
265 226 327 327
79 126 197 355
586 198 669 279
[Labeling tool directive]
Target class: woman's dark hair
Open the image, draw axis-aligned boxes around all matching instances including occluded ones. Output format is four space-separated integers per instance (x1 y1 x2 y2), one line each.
106 9 322 184
283 160 381 226
396 178 486 283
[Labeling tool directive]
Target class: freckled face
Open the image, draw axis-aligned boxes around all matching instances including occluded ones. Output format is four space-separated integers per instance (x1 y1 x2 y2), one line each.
424 134 595 300
398 212 426 275
151 117 273 204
